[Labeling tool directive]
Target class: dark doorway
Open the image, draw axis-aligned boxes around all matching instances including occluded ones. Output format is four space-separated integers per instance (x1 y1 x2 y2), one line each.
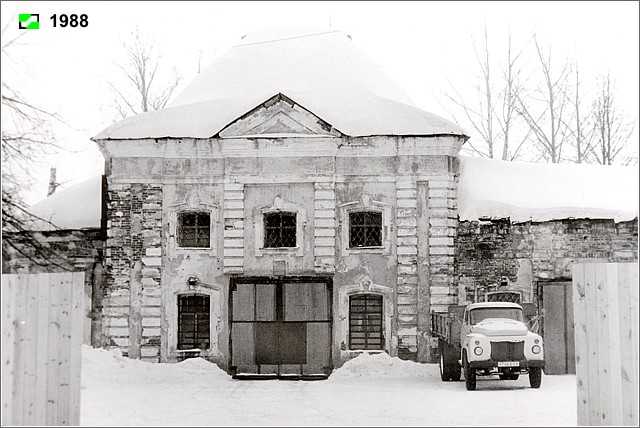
539 281 575 375
349 294 384 350
229 277 332 379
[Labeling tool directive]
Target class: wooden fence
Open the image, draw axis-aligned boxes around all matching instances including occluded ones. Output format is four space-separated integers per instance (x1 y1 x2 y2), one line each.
573 263 638 426
2 272 84 426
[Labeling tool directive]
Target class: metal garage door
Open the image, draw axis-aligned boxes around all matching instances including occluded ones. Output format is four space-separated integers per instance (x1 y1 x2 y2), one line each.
229 277 332 379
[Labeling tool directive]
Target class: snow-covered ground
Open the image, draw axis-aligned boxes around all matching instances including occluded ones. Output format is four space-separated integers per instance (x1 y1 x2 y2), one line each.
81 346 577 426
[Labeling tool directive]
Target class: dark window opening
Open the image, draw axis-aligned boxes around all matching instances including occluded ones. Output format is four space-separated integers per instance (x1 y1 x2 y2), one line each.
178 211 210 248
178 294 210 350
264 212 297 248
349 294 383 350
349 211 382 248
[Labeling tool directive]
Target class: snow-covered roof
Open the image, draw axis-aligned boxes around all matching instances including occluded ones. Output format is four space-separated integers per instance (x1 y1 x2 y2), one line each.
93 26 466 140
25 156 638 232
27 176 102 231
458 155 639 223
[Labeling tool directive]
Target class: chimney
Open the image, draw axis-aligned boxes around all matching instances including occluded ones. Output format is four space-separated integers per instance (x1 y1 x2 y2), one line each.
47 167 57 197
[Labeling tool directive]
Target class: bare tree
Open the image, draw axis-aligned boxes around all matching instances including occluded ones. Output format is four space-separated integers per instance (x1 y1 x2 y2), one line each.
443 26 496 158
587 73 637 165
516 35 572 163
496 30 530 161
1 24 71 271
109 28 182 119
442 26 528 161
573 61 586 163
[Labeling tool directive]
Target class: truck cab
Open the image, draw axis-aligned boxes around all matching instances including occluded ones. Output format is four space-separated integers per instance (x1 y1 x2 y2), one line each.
460 302 545 390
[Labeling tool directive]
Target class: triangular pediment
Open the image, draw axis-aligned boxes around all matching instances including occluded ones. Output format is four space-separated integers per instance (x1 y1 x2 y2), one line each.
219 94 341 138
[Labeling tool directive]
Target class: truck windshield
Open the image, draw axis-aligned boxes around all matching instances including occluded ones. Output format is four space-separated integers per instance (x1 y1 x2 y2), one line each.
469 308 523 325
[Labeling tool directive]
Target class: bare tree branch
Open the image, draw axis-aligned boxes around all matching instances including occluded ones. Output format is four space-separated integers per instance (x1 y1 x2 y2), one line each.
108 27 182 119
588 73 637 165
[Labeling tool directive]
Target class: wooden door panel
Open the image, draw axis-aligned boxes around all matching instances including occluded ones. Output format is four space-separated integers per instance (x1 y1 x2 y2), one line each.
255 283 276 321
541 282 575 375
230 278 331 378
255 323 279 365
278 323 307 364
231 323 254 366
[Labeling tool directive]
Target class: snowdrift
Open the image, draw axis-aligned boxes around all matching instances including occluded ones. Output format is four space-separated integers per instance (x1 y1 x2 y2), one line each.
328 351 439 380
81 345 231 389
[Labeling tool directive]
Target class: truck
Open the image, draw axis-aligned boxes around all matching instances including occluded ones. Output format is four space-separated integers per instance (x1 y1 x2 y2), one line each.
431 301 545 391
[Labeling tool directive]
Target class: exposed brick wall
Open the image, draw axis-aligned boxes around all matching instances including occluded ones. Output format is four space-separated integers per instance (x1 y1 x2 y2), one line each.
103 182 162 358
396 179 418 360
456 218 639 304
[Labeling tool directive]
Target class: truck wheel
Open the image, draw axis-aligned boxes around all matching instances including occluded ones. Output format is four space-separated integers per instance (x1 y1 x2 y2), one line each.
439 354 451 381
529 367 542 388
450 364 462 381
463 353 476 391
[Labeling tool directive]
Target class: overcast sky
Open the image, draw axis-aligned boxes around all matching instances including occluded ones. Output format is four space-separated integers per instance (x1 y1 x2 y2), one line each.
2 1 638 205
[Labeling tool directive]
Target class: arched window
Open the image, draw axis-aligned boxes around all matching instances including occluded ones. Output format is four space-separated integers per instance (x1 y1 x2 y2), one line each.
349 294 383 350
177 294 210 350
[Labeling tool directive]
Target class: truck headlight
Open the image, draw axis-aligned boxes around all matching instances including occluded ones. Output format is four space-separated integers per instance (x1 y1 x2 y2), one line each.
474 346 483 356
532 345 541 354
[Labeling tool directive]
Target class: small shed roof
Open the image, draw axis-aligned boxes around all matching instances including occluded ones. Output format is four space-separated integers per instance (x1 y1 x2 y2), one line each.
27 176 102 231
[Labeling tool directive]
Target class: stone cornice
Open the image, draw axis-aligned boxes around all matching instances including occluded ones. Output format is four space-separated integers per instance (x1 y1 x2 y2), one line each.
97 135 465 160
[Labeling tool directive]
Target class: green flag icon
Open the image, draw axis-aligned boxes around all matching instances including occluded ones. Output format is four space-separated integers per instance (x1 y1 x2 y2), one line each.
19 14 39 30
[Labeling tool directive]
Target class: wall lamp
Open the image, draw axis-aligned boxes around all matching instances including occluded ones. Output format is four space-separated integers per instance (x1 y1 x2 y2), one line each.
187 276 200 289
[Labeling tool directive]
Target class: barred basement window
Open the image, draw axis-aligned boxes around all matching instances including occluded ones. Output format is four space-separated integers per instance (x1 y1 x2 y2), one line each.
178 294 210 350
349 211 382 248
264 212 297 248
177 211 210 248
349 294 383 350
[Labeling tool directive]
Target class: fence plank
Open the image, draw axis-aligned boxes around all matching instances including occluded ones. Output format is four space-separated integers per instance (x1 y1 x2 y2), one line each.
621 264 639 425
1 275 16 426
68 272 84 425
584 263 601 425
572 264 588 426
34 274 51 425
595 264 612 425
57 274 73 425
605 265 623 425
12 275 28 426
22 275 39 425
46 274 61 425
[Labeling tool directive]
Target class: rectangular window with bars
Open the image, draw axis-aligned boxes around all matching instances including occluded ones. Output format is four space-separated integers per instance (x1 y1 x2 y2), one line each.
349 211 382 248
349 294 383 350
264 212 297 248
178 294 210 350
177 211 210 248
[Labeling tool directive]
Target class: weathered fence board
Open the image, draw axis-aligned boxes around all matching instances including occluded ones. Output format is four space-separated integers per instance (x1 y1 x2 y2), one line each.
1 272 84 426
573 263 638 426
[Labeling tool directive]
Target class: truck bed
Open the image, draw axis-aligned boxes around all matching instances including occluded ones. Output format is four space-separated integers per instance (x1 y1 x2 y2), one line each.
431 305 465 346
